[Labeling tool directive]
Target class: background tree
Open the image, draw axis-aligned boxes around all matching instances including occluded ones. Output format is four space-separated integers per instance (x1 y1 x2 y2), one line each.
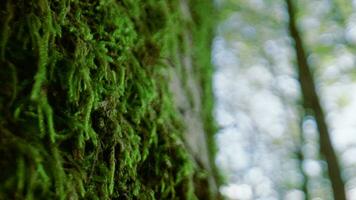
286 0 346 199
214 0 356 199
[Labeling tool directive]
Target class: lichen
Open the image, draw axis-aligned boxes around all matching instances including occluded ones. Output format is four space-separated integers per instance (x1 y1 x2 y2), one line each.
0 0 219 199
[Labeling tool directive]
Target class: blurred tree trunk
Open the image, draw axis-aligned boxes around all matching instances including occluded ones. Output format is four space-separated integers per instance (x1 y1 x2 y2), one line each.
285 0 346 199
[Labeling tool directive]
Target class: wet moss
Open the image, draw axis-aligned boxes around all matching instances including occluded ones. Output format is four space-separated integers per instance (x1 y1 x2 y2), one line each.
0 0 219 199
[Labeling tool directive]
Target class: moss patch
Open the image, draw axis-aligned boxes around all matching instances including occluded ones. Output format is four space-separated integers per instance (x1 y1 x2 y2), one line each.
0 0 219 199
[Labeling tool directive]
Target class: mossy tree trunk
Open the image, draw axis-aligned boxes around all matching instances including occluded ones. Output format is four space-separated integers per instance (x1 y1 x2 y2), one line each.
0 0 220 199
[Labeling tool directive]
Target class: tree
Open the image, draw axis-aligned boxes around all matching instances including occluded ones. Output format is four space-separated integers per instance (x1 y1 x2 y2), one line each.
286 0 346 199
0 0 220 199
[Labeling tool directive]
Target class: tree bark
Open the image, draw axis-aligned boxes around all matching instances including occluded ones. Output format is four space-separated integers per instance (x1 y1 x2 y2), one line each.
285 0 346 199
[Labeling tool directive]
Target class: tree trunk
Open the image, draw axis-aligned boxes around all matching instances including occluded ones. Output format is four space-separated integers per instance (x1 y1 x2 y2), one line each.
0 0 220 199
285 0 346 199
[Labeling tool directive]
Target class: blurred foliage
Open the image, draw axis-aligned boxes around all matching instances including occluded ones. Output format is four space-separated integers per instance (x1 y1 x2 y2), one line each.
214 0 356 199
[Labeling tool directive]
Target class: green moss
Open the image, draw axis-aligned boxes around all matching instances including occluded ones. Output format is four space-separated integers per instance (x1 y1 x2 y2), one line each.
165 0 224 198
188 0 224 189
0 0 219 199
